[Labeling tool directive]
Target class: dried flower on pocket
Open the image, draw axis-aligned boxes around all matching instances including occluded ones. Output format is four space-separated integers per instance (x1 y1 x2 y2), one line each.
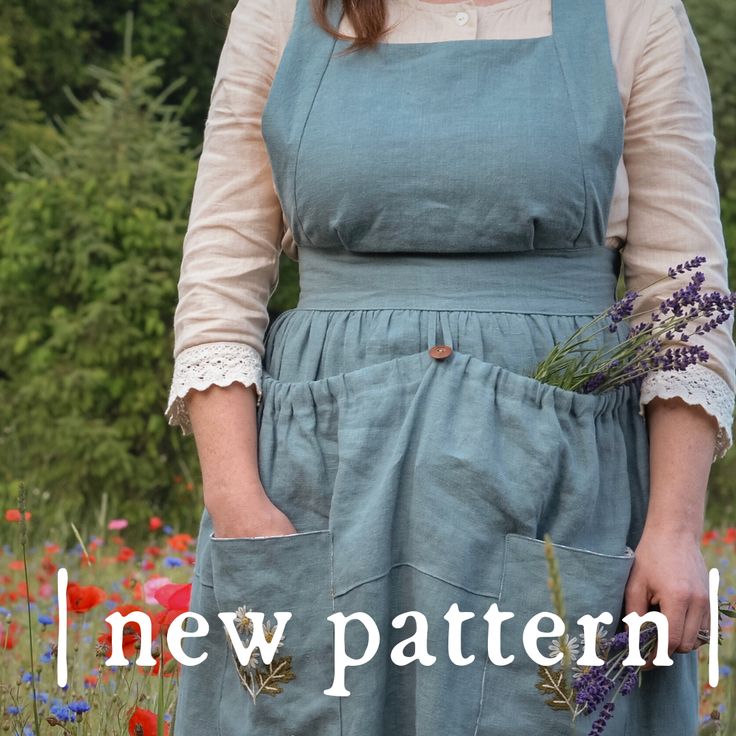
227 604 296 704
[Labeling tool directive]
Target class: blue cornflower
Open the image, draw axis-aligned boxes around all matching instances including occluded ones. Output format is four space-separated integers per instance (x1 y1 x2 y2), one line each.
49 704 74 723
68 699 91 714
38 614 54 626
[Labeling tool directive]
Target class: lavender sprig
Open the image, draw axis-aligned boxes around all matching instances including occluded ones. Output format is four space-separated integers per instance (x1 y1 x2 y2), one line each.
537 531 735 735
532 256 736 394
556 602 734 735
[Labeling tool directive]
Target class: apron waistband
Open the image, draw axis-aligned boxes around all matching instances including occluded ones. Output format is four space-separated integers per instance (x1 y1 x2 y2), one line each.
295 246 621 317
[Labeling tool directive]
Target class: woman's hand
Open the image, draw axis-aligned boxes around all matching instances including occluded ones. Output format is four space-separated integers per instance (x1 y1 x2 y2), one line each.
625 394 718 668
624 525 710 668
207 483 298 539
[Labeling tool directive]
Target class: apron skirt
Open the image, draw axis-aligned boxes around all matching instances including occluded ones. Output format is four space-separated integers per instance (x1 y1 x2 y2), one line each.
174 248 700 736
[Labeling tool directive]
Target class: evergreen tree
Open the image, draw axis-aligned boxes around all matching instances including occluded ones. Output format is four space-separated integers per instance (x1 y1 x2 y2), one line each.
0 17 201 534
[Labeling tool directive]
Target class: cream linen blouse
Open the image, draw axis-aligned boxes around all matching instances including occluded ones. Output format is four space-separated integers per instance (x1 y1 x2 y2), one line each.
166 0 736 461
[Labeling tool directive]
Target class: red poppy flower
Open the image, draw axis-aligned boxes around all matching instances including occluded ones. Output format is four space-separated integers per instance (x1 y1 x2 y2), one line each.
154 607 189 637
0 621 20 649
127 707 169 736
14 580 34 602
724 527 736 545
152 583 192 635
5 509 31 522
98 604 160 661
117 547 136 562
41 555 58 575
154 583 192 611
702 530 719 546
149 516 164 532
167 534 193 552
67 582 106 613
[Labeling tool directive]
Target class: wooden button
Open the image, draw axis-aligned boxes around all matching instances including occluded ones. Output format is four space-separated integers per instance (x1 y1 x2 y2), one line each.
428 344 453 360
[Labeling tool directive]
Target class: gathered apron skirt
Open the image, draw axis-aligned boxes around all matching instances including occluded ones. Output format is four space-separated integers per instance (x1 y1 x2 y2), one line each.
174 247 700 736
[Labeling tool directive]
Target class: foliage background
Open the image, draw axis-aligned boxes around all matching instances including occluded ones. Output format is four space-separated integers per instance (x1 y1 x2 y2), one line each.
0 0 733 546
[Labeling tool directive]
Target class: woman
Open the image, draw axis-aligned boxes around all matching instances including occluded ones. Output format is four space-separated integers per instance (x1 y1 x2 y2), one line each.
166 0 736 733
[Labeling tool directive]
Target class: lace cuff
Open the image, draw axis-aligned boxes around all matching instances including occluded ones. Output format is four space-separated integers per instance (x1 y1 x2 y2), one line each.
165 342 263 436
638 364 735 462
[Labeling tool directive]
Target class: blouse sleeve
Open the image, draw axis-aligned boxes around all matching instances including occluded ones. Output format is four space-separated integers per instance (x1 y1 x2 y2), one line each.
620 0 736 462
165 0 285 435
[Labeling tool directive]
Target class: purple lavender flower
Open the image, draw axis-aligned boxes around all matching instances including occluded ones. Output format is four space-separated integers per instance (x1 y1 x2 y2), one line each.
581 372 607 393
658 272 706 319
588 701 616 736
570 624 659 733
667 255 707 278
607 630 629 652
650 345 709 372
573 669 616 715
607 290 639 332
619 666 639 696
532 259 734 395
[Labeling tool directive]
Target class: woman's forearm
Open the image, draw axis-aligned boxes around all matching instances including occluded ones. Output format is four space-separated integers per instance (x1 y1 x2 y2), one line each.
623 395 717 658
642 395 718 541
186 382 263 500
185 383 298 538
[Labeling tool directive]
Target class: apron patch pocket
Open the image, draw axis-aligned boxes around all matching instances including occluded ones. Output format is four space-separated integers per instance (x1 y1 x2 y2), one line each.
208 530 341 736
475 533 635 734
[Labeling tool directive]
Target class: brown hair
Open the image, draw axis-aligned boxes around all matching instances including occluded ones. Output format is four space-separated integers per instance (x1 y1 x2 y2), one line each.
311 0 391 53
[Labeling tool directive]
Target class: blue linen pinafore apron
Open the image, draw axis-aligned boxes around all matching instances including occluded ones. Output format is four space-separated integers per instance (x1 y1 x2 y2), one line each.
174 0 700 733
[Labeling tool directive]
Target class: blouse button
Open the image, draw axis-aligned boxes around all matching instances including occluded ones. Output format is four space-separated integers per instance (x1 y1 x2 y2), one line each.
455 11 470 25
